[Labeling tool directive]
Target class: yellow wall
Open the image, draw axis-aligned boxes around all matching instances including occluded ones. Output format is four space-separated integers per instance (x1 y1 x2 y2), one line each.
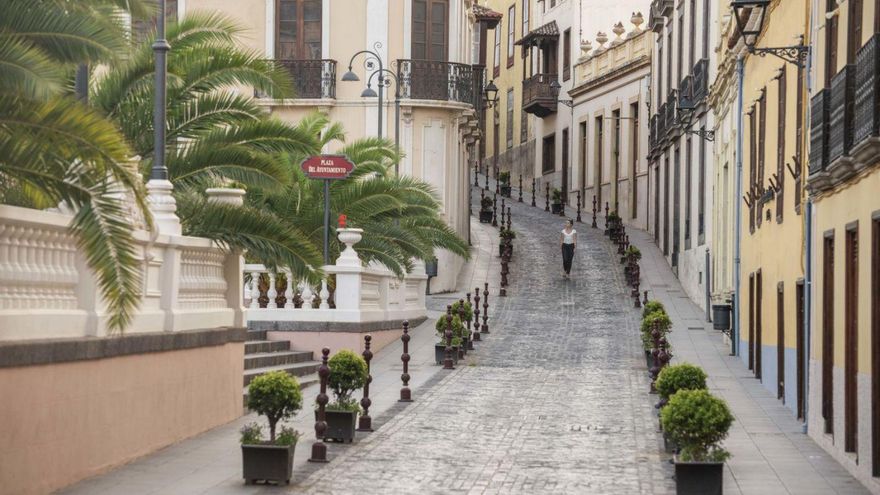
738 0 809 352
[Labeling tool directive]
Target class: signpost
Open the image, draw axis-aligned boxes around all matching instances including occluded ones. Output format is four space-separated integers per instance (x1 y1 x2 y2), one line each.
300 155 356 265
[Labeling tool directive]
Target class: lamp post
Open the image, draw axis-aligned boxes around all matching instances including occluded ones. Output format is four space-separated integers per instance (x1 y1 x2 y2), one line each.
342 42 386 140
482 80 499 179
363 68 401 176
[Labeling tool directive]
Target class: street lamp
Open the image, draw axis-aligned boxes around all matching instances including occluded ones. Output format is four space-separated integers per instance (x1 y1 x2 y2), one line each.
483 80 499 108
550 80 574 206
343 42 386 140
676 88 715 142
730 0 809 67
363 68 402 176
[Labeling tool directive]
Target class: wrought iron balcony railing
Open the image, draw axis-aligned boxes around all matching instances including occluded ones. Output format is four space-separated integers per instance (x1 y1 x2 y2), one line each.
275 59 337 99
854 34 880 146
827 64 856 164
397 60 481 106
809 88 829 176
693 58 709 102
521 73 559 118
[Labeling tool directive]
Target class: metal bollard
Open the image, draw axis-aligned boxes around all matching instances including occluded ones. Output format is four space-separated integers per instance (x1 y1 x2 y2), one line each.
308 348 331 463
357 335 374 432
399 321 412 402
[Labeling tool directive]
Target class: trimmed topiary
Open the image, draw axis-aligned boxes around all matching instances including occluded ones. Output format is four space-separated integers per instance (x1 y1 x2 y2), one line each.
661 389 733 462
656 363 708 402
246 371 303 442
642 300 666 318
326 350 368 412
640 310 672 350
435 314 465 346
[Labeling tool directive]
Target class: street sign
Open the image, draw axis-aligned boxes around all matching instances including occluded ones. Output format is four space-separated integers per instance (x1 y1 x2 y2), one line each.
300 155 355 180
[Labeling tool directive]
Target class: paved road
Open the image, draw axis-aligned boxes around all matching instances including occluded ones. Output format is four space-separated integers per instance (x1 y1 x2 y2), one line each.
294 187 673 494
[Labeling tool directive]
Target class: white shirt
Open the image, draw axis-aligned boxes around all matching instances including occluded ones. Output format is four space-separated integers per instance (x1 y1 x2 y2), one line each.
561 229 576 244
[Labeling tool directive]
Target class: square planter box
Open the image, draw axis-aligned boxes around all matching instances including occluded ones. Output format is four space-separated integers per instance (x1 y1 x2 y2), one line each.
674 457 723 495
479 210 493 223
645 349 654 368
551 203 564 215
316 410 358 443
242 443 295 485
499 244 514 257
500 185 512 198
435 344 460 365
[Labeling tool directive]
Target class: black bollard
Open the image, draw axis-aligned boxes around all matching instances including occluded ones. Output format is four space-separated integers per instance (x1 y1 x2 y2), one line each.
545 183 550 211
605 202 610 223
492 193 498 227
643 290 649 306
399 321 412 402
507 207 512 231
591 195 598 228
576 190 582 223
500 198 506 227
531 178 537 207
518 174 523 202
649 322 661 393
308 348 331 463
466 293 475 349
472 292 482 341
458 299 469 356
484 167 489 190
474 163 479 187
443 306 455 370
357 335 374 431
482 284 490 333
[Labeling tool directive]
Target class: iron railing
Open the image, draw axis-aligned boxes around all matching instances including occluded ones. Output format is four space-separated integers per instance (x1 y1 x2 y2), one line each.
693 58 709 102
650 113 659 149
827 64 856 164
664 90 678 134
679 75 693 109
809 89 829 175
276 59 337 99
854 34 880 145
397 60 480 106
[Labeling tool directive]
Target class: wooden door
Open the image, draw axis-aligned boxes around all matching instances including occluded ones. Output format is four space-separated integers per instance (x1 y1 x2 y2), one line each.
778 282 785 400
749 273 755 371
823 234 835 435
872 218 879 476
845 227 859 452
797 280 806 419
276 0 322 59
756 270 763 380
562 128 569 202
412 0 449 61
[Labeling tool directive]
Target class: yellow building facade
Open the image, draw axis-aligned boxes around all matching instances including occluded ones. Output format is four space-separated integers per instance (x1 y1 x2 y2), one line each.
736 0 811 421
807 0 880 488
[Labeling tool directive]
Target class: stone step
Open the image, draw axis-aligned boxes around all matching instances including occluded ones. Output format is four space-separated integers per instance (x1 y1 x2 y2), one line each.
244 350 314 370
246 330 268 341
242 361 321 387
242 373 319 410
244 340 290 355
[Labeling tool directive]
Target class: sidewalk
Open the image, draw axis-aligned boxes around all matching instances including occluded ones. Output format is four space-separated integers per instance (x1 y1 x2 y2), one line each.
60 219 502 495
629 226 870 495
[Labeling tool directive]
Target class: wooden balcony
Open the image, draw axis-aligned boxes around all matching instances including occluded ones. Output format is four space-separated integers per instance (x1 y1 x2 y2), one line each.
275 59 337 99
522 73 558 118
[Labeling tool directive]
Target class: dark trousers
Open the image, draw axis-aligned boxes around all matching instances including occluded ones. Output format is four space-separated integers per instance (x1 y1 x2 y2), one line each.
561 244 575 274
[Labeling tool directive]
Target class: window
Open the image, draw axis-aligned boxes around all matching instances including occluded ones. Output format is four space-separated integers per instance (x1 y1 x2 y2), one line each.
631 103 639 219
848 0 863 64
276 0 322 59
702 0 710 58
825 0 838 87
677 11 684 82
823 233 835 435
698 122 706 242
673 147 681 261
542 134 556 174
758 90 766 228
596 116 604 208
493 22 501 77
845 226 859 453
795 63 804 214
132 0 178 42
563 29 571 81
507 5 516 67
506 89 514 148
689 0 696 69
685 137 692 249
521 111 528 143
777 67 786 223
667 29 673 91
579 121 587 192
413 0 448 61
522 0 529 33
749 107 756 233
562 127 569 195
658 39 664 99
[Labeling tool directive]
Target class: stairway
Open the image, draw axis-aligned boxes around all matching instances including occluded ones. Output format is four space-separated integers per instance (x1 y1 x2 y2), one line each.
243 330 320 407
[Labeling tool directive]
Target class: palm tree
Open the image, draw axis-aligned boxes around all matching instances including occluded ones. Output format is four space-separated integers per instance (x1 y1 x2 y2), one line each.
0 0 153 332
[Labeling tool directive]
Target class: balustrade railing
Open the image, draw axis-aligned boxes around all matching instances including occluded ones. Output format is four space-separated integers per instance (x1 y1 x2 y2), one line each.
275 59 337 99
397 60 480 105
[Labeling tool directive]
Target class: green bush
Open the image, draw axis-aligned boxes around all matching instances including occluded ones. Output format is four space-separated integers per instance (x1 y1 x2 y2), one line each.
246 371 304 442
656 363 708 401
660 389 733 462
642 300 666 318
499 171 511 184
481 196 493 210
500 228 517 241
327 350 368 411
640 310 672 350
626 245 642 261
240 422 262 444
451 300 473 322
551 188 563 203
275 426 300 446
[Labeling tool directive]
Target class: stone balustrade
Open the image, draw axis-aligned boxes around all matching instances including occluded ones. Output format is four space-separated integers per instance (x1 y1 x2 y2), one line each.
0 204 244 341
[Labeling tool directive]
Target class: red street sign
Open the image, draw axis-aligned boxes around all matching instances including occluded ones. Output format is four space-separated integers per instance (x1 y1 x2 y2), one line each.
300 155 355 180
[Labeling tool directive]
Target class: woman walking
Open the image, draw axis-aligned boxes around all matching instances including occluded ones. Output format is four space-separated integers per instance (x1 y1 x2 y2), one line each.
560 219 577 278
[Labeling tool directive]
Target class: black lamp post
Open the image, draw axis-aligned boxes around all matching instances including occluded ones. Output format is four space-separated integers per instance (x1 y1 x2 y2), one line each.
730 0 809 67
676 90 715 142
152 0 170 181
342 42 386 140
551 80 574 205
363 68 401 176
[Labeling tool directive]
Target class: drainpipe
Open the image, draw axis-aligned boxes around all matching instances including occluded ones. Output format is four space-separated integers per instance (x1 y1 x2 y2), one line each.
802 1 815 433
705 248 711 322
733 56 744 358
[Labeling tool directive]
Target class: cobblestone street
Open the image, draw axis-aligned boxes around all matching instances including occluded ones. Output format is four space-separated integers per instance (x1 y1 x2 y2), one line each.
293 188 674 495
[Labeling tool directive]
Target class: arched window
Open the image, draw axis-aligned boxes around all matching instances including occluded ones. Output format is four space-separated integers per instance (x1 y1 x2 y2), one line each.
276 0 322 59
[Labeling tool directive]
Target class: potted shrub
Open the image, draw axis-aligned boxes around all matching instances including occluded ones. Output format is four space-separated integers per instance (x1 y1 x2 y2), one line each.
623 245 642 265
242 371 303 485
643 300 666 319
661 389 733 495
320 350 368 443
434 314 464 364
655 363 709 453
499 171 512 197
550 188 564 214
479 196 494 223
499 228 516 256
641 310 672 367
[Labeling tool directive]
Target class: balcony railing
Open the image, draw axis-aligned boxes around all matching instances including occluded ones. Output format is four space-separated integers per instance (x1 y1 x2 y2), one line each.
809 88 829 176
854 33 880 146
650 113 659 149
522 73 559 117
664 90 678 134
397 60 481 106
693 58 709 102
276 59 337 99
657 104 667 138
827 64 856 164
679 75 693 109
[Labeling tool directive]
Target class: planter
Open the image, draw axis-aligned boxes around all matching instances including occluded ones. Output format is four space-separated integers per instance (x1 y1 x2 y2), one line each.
499 243 514 257
663 432 678 454
434 344 460 365
317 410 358 443
500 185 512 198
674 457 723 495
645 349 654 368
479 210 493 223
551 203 564 215
242 443 295 485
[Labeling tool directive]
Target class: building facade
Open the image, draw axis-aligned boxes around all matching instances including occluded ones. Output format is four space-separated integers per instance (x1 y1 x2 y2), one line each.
646 0 716 310
808 0 880 488
732 0 811 424
183 0 484 292
569 16 651 229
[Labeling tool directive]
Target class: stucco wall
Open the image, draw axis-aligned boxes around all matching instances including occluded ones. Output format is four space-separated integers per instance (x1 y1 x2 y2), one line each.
0 342 244 495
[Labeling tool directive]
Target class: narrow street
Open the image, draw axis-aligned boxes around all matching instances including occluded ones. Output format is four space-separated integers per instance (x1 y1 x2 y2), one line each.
292 188 674 494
